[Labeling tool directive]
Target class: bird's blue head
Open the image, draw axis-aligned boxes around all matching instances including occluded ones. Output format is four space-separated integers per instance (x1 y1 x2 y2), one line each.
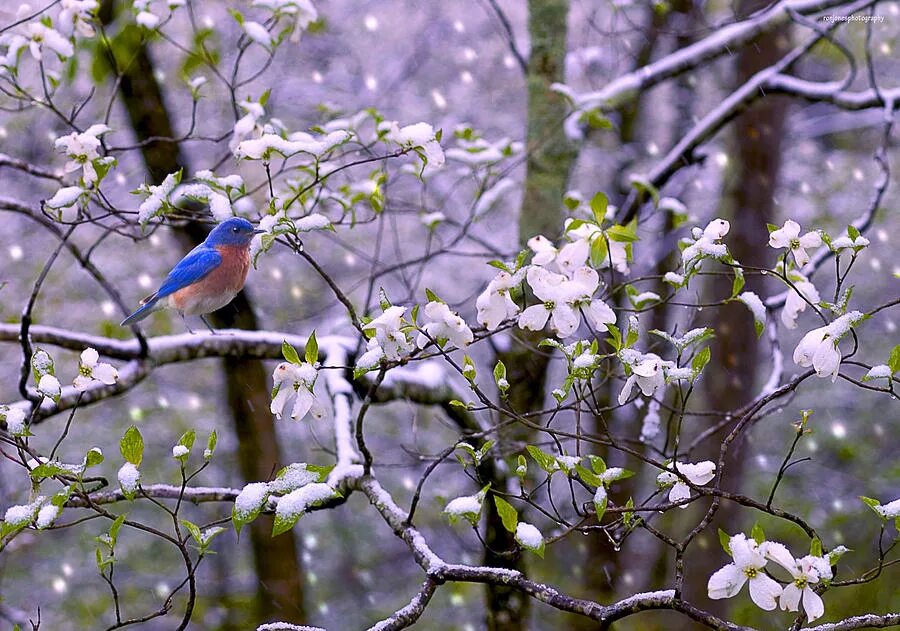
205 217 263 247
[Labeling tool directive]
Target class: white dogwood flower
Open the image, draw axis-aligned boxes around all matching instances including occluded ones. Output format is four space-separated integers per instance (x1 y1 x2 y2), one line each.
73 348 118 391
681 218 730 270
527 235 557 267
618 353 666 405
769 220 822 267
476 270 523 330
416 301 473 349
364 306 413 360
708 534 782 610
656 461 716 507
270 362 325 421
54 124 110 186
764 543 831 622
793 312 863 382
518 267 614 338
781 270 820 329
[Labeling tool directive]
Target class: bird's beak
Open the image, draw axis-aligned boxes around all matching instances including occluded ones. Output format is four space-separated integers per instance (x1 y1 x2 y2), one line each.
253 229 266 234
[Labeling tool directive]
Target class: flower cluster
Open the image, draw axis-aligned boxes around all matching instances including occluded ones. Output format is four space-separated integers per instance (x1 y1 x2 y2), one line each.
792 311 865 381
270 361 325 421
708 533 833 622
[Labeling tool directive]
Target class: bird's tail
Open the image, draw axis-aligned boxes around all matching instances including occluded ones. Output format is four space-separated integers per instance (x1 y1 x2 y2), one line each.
120 293 160 326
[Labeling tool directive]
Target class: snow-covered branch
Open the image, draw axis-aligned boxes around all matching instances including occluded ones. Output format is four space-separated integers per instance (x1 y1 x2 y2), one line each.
552 0 865 111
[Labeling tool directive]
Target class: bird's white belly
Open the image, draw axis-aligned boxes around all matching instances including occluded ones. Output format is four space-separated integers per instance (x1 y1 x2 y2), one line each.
165 289 238 316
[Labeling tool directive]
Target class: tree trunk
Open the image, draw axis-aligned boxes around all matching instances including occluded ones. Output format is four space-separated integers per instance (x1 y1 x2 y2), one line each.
98 2 306 624
485 1 577 629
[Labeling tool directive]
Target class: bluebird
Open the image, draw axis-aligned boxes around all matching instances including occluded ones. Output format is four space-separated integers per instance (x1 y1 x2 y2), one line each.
121 217 264 331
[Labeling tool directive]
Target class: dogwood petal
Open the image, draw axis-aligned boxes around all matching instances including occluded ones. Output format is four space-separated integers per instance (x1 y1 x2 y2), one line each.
780 583 801 612
707 564 746 599
802 586 825 622
550 304 579 337
748 574 782 611
518 305 550 332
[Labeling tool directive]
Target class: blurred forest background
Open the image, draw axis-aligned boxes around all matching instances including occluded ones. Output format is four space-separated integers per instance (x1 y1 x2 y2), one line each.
0 0 898 629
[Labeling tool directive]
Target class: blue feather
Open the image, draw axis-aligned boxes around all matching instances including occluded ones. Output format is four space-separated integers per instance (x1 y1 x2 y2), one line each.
120 245 222 326
156 245 222 298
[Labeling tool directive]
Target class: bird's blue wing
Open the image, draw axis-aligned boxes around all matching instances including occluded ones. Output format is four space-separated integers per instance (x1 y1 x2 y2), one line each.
156 245 222 298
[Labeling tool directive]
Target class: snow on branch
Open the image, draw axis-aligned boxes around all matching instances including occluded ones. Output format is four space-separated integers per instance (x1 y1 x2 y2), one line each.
552 0 862 112
352 475 678 623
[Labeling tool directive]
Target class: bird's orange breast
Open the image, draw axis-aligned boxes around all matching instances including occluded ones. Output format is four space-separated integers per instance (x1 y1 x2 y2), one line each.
170 245 250 313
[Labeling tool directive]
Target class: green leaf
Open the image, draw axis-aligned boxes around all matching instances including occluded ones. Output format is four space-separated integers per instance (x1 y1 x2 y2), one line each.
526 445 559 474
691 347 711 378
589 236 608 268
590 192 608 224
486 260 511 273
30 461 69 481
606 224 639 243
204 430 218 461
576 464 603 488
425 288 441 303
108 514 126 548
493 360 508 395
730 267 745 300
860 496 885 520
120 426 143 467
588 455 607 475
605 323 622 352
810 537 823 557
847 224 860 240
593 486 608 522
718 528 732 555
623 497 635 527
888 345 900 375
85 447 104 468
178 430 196 452
305 330 319 365
494 496 519 533
282 340 302 365
272 512 300 537
181 519 203 546
751 522 766 545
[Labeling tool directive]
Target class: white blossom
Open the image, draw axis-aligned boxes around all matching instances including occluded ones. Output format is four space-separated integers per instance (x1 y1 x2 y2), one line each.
682 218 729 270
73 347 118 391
476 270 523 330
707 534 782 610
764 543 830 622
416 302 473 349
54 124 110 186
769 220 822 267
618 353 665 405
363 306 413 360
527 235 557 267
25 22 74 60
781 271 820 329
58 0 98 37
792 312 864 381
656 461 715 507
270 362 325 421
518 266 614 338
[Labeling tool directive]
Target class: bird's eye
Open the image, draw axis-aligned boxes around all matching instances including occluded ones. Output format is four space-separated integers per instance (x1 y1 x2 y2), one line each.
232 227 238 233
